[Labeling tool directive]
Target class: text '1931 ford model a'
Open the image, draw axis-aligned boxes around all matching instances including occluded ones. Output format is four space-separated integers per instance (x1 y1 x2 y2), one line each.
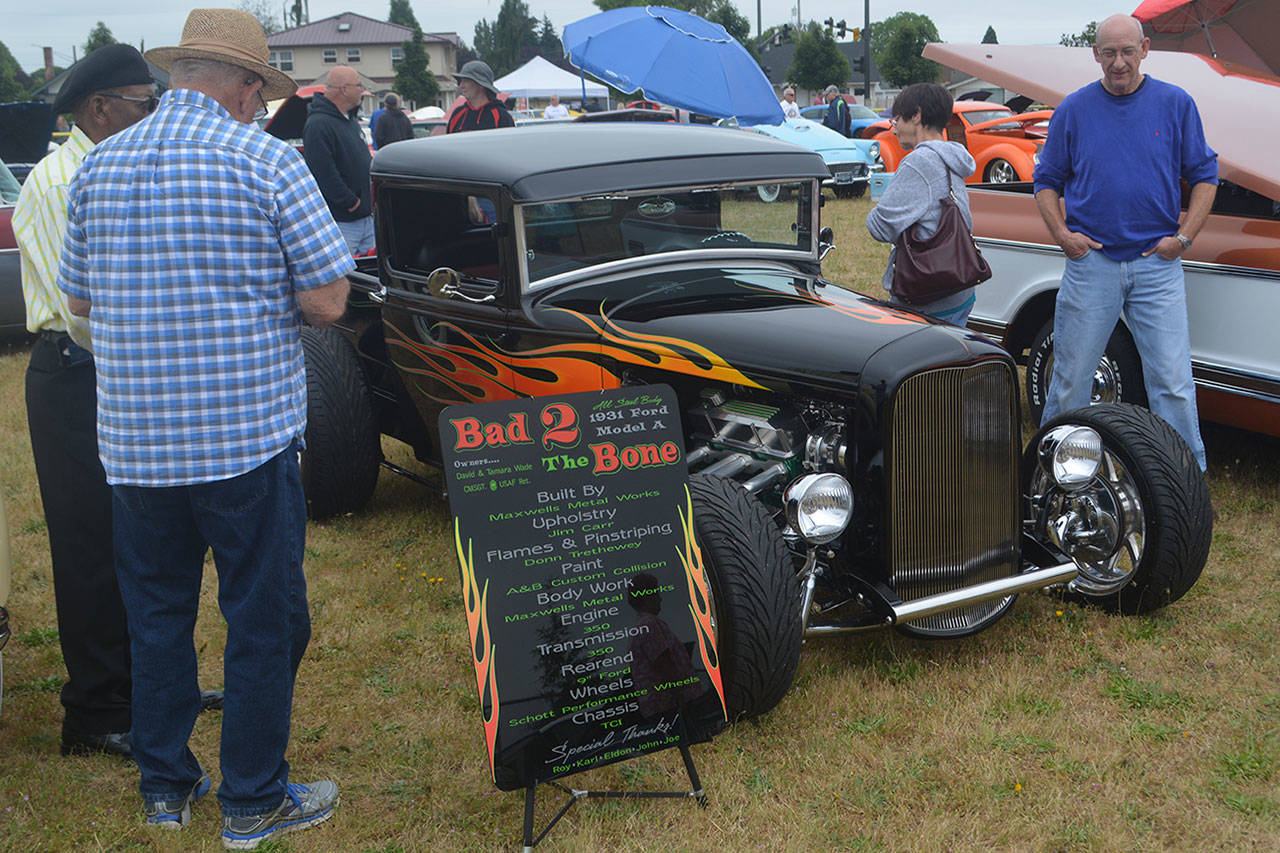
301 123 1213 721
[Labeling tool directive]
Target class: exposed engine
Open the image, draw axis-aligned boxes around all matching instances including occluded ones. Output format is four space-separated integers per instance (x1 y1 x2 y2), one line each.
683 387 848 540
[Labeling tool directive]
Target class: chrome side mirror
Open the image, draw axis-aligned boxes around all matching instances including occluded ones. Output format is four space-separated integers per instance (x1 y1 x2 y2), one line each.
426 267 495 304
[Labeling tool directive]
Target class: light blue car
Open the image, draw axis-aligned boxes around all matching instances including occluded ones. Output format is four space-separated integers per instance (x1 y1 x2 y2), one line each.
735 118 882 198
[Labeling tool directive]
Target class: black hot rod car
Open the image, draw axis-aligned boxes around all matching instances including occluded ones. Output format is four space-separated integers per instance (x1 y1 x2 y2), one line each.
301 123 1212 720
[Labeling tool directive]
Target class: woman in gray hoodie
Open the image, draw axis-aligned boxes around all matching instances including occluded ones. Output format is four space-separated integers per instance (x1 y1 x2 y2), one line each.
865 83 978 325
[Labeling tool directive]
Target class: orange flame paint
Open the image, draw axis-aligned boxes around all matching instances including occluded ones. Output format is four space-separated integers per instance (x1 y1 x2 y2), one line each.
454 520 501 777
676 486 727 720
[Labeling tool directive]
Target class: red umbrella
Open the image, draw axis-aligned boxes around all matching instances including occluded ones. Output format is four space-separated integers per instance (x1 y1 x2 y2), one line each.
1133 0 1278 75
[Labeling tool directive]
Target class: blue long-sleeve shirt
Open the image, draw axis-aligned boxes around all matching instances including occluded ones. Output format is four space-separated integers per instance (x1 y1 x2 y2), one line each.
1032 76 1217 261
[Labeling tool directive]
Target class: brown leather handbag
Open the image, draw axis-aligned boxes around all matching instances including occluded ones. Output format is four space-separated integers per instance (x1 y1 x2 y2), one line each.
892 162 992 306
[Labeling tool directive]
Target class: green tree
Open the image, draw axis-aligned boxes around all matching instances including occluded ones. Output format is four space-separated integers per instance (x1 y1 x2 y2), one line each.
1060 21 1098 47
594 0 714 14
84 21 117 55
589 0 758 61
388 0 419 30
867 12 940 87
0 40 31 102
786 22 849 93
538 15 561 56
982 26 998 44
237 0 282 35
706 0 759 62
395 26 440 106
473 0 537 76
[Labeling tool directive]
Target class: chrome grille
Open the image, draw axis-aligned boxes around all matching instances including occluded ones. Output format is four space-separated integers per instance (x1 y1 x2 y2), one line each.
888 362 1020 635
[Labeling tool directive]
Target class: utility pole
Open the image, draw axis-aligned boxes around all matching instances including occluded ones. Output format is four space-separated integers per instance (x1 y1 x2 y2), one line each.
862 0 871 105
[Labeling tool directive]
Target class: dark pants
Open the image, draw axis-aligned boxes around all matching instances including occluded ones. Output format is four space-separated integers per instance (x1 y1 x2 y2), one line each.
112 441 310 814
25 331 131 736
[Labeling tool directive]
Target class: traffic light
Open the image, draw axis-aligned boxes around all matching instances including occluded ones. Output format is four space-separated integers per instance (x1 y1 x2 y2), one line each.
780 23 792 41
837 20 847 38
852 55 865 74
852 27 862 41
824 17 835 33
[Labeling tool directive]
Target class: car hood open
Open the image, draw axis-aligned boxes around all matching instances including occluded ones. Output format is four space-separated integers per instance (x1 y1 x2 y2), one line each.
922 43 1280 201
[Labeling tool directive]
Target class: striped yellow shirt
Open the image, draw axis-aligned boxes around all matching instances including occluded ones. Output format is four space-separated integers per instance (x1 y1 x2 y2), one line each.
12 126 94 348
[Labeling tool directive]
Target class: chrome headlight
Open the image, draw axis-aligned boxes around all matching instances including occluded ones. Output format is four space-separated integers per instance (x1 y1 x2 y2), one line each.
869 141 880 162
784 473 853 544
1037 425 1102 490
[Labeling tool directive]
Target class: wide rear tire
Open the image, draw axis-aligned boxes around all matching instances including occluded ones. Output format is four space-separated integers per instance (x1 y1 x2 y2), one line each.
687 474 802 721
300 327 381 519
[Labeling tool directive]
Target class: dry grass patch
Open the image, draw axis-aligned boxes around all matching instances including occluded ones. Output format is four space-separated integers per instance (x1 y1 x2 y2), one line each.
1 197 1278 849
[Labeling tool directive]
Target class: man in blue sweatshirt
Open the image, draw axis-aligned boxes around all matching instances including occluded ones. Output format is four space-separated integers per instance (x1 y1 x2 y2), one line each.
1033 13 1216 471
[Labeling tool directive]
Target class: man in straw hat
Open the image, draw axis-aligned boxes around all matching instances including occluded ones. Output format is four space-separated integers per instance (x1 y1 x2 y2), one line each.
58 8 351 847
446 59 514 133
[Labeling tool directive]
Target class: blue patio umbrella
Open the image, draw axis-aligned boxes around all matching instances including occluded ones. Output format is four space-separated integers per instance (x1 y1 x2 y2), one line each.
563 6 785 126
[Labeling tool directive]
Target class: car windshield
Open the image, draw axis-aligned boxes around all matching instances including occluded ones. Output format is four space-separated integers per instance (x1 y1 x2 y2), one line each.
849 105 879 120
519 182 815 286
962 109 1021 130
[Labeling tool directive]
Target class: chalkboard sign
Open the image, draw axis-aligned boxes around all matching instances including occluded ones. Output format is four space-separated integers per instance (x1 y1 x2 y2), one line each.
440 385 727 791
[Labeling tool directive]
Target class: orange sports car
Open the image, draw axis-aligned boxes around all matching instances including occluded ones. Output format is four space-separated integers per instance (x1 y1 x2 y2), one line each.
868 101 1052 183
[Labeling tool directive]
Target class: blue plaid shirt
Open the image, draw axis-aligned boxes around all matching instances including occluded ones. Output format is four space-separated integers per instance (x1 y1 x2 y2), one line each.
60 89 355 486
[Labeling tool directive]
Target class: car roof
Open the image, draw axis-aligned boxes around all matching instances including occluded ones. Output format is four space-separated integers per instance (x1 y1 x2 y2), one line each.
369 123 829 202
953 101 1012 114
924 42 1280 200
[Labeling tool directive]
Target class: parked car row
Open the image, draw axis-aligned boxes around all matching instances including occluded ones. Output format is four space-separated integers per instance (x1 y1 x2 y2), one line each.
867 100 1051 183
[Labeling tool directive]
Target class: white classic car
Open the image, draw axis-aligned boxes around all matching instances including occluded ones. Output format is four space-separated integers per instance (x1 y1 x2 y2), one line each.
925 43 1280 438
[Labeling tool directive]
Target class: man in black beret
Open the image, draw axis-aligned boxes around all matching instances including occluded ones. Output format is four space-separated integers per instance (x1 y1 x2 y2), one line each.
13 43 221 760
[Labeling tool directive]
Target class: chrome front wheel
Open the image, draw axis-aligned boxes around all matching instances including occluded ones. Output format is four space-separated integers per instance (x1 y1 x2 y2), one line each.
1023 404 1211 614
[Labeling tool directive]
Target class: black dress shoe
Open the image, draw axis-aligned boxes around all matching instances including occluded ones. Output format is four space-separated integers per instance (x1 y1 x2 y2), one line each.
61 731 133 759
199 689 224 712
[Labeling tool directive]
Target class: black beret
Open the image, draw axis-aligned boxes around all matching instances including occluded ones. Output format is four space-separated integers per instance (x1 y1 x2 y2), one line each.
53 44 154 114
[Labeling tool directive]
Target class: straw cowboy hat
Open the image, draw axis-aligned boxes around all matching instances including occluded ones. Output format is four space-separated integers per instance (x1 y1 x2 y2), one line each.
145 8 297 100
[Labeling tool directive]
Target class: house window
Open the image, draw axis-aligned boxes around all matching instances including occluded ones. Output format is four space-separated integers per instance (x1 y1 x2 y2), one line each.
322 49 337 64
347 48 361 63
391 47 404 65
268 50 293 72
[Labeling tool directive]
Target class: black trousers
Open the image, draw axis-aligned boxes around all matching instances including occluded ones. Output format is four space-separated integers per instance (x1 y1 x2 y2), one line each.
26 332 131 735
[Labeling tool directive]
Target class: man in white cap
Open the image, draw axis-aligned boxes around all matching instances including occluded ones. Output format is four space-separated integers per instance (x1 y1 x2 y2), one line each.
58 8 351 847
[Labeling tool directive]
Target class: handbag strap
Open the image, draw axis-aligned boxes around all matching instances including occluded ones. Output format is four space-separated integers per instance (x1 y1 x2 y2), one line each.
915 145 962 205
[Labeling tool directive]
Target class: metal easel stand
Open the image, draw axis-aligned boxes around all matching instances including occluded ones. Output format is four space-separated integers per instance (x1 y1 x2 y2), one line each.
521 741 707 851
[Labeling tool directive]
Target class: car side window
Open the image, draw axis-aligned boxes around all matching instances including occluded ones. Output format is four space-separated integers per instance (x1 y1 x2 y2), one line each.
381 186 502 295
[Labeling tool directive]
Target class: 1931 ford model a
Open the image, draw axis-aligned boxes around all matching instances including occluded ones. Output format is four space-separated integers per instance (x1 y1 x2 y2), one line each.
301 123 1212 721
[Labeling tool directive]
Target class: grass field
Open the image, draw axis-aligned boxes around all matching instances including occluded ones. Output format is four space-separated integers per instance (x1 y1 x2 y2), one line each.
1 194 1277 852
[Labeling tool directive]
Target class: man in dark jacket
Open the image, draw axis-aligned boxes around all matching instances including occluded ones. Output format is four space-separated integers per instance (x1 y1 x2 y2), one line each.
822 85 851 137
446 60 514 133
303 65 373 253
373 92 413 148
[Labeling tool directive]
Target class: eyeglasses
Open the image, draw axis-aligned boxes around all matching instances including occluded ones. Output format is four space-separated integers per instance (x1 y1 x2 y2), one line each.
1098 46 1141 61
254 89 269 121
99 92 159 113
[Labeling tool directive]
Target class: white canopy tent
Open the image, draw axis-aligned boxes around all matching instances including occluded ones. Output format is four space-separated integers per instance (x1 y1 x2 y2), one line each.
493 55 609 101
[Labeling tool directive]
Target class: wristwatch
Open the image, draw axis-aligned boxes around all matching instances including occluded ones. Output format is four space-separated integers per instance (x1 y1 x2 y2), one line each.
1175 233 1193 250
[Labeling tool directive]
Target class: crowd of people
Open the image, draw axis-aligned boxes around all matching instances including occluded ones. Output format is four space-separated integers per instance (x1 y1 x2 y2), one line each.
8 6 1213 850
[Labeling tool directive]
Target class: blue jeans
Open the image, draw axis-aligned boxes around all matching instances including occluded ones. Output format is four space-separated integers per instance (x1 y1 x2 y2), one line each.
337 216 375 254
1043 250 1206 470
113 440 311 815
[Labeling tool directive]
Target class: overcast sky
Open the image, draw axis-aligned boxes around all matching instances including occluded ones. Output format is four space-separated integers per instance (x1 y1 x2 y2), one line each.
10 0 1127 73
